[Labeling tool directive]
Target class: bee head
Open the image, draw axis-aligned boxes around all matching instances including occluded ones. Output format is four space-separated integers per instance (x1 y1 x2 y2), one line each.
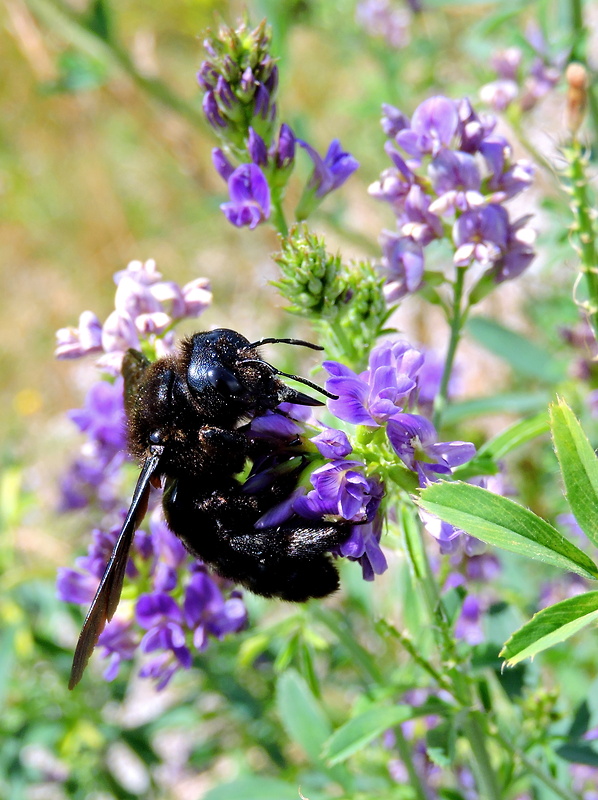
183 329 334 419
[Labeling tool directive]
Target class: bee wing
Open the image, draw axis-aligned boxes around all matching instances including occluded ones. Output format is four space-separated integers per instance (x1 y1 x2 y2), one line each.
68 452 162 689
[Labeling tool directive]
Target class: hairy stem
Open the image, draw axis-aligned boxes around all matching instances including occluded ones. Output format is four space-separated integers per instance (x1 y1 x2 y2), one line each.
565 139 598 338
493 729 579 800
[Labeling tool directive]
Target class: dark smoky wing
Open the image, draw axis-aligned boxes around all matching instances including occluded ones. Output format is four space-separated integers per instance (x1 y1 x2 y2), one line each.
122 348 151 416
68 453 161 690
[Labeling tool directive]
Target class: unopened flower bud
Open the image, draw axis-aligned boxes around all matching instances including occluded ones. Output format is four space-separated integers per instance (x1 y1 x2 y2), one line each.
566 62 588 135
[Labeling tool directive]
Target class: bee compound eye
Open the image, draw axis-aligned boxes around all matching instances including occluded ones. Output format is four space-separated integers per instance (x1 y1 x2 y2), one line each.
206 365 245 397
149 430 162 444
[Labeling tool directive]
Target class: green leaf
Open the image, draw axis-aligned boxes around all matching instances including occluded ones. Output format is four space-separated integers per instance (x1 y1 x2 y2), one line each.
443 391 550 424
276 670 331 762
324 702 448 765
477 412 550 460
418 482 598 579
556 743 598 768
84 0 112 40
550 399 598 547
467 317 566 383
426 720 456 768
568 700 591 739
454 413 550 480
203 777 308 800
500 592 598 665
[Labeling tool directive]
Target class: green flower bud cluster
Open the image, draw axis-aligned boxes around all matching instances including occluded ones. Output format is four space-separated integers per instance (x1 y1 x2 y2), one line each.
200 20 278 153
274 225 390 369
274 226 349 317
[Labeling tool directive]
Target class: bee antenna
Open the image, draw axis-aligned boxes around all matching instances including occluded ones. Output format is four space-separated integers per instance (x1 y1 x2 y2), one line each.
242 359 338 401
243 337 324 352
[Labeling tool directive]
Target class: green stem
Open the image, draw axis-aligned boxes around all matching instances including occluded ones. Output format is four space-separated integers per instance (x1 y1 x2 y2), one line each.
509 116 559 180
270 196 289 237
321 318 357 367
566 139 598 338
570 0 584 34
462 714 502 800
493 730 580 800
400 507 504 798
378 622 453 694
394 728 430 800
433 267 467 430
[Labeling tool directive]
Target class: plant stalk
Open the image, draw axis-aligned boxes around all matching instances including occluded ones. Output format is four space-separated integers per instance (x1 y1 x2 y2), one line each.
433 267 466 430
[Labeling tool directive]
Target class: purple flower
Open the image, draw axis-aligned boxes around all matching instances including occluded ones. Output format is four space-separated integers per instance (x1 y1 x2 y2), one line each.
298 138 359 198
455 98 497 154
294 460 382 523
491 215 537 282
67 378 126 453
248 128 268 167
491 47 523 81
202 90 227 128
98 619 138 681
273 123 296 169
454 593 485 645
480 79 519 112
58 450 125 512
57 567 98 604
338 514 388 580
387 413 475 485
136 592 192 671
368 144 414 210
56 259 210 376
395 96 459 158
381 104 411 137
400 185 443 245
429 149 481 196
452 205 509 267
150 509 188 592
356 0 411 49
181 277 213 318
419 508 464 554
311 427 352 458
184 571 247 650
212 148 235 181
55 311 103 360
380 232 425 301
220 164 271 229
325 338 423 426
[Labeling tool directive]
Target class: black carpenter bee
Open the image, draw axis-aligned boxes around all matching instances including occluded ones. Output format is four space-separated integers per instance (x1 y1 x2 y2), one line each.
69 328 351 688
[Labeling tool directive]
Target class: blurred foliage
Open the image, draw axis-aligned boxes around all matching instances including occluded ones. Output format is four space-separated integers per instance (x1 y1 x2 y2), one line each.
3 0 598 798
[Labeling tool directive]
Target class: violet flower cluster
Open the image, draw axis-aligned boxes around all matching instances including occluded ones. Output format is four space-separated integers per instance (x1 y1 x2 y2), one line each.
198 20 358 229
55 259 212 375
58 508 247 688
355 0 412 50
369 95 536 301
479 27 564 114
322 337 477 553
55 260 251 688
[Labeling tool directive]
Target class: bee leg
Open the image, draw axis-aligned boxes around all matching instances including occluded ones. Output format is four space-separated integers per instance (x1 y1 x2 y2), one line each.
197 426 252 474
